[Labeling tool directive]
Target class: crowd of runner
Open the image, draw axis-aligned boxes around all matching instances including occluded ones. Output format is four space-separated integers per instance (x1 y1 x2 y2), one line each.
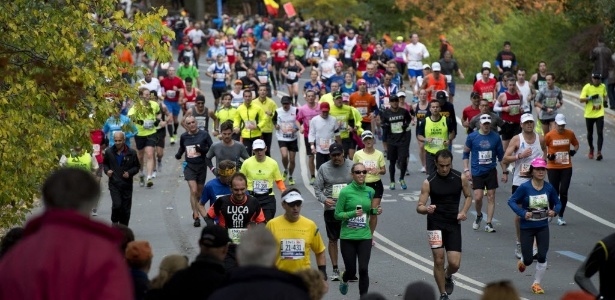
1 7 614 300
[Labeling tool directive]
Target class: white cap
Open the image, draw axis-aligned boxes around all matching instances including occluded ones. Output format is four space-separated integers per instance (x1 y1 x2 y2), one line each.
361 130 375 140
396 91 406 98
327 37 334 42
555 114 566 125
252 139 266 150
282 191 303 203
422 63 431 70
431 62 441 71
520 113 535 124
479 114 492 124
482 61 491 68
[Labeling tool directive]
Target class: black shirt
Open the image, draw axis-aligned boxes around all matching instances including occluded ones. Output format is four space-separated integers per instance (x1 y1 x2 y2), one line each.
381 107 411 146
427 169 463 224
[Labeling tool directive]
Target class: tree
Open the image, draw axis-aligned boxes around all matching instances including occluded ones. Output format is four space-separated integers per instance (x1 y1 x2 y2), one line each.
0 0 173 228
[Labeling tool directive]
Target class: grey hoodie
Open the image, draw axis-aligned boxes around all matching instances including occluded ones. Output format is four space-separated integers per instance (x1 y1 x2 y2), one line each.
314 159 354 211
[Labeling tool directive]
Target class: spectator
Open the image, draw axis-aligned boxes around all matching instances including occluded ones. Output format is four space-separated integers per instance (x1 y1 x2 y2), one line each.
0 227 24 259
361 292 388 300
209 226 310 300
481 280 520 300
0 168 133 300
145 254 189 300
126 241 153 300
113 223 135 253
162 225 229 299
296 269 328 300
404 281 436 300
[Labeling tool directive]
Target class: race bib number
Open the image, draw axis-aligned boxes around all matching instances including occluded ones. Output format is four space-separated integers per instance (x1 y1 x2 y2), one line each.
319 138 333 150
391 122 403 134
336 119 347 131
592 96 602 109
280 239 305 260
508 105 520 116
427 230 443 249
265 51 271 58
227 49 234 56
347 214 367 228
430 138 444 147
478 150 492 164
445 74 452 83
186 145 200 158
143 119 155 129
166 90 177 99
502 60 512 68
280 122 295 139
214 73 226 81
555 151 570 165
545 97 557 108
395 52 404 58
482 92 494 103
331 183 347 199
244 120 256 130
277 50 286 57
228 228 247 244
186 102 196 110
529 193 548 210
538 81 547 91
258 75 268 84
363 160 377 170
357 107 368 117
519 163 531 177
253 180 269 194
237 71 247 78
196 118 207 130
92 144 101 156
288 71 297 80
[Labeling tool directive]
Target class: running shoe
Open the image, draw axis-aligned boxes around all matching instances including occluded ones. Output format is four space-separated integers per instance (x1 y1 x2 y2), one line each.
139 175 145 187
331 269 340 281
91 208 98 217
288 177 295 185
157 160 162 171
399 179 407 190
588 150 594 159
170 136 176 145
439 293 450 300
557 217 567 226
151 171 157 178
339 271 348 295
420 166 426 173
384 150 387 158
515 242 522 259
309 177 315 185
517 260 526 273
472 214 483 230
349 274 359 282
485 223 496 233
597 152 603 161
444 269 455 295
283 170 288 181
193 217 201 227
533 248 538 260
389 182 395 190
531 283 544 294
147 178 153 188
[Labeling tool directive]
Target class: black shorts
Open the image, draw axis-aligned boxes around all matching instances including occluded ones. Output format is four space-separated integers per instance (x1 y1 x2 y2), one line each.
135 133 158 150
342 137 356 155
184 163 207 184
471 168 499 190
387 144 409 161
540 118 555 124
324 210 341 240
273 60 285 70
304 136 313 155
156 128 166 148
361 121 371 132
193 42 202 49
212 87 227 100
427 218 462 252
278 140 299 152
366 180 384 199
500 122 522 140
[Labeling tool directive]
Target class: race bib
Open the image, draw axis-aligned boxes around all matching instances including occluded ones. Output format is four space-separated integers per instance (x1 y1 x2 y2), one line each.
186 145 200 158
265 50 271 58
430 138 444 147
92 144 101 156
277 50 286 57
166 90 177 98
529 193 548 210
482 92 494 103
227 49 234 56
288 71 297 80
395 52 404 58
502 60 512 68
538 81 547 91
244 120 256 130
362 160 377 170
143 119 155 129
280 239 305 260
519 163 531 177
196 117 207 130
391 122 403 134
280 122 295 139
592 96 602 109
555 151 570 165
258 75 268 84
427 230 443 249
253 180 269 194
347 214 367 228
237 71 247 78
545 97 557 108
214 73 226 81
186 102 196 110
478 150 492 164
445 74 452 83
319 138 333 151
357 107 368 117
331 183 347 199
228 228 247 244
508 105 520 116
368 87 377 95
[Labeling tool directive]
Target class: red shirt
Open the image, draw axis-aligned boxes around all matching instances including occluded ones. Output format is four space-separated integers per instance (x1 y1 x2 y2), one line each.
473 78 497 108
90 130 105 164
271 40 288 63
354 45 373 72
462 105 481 124
160 76 185 102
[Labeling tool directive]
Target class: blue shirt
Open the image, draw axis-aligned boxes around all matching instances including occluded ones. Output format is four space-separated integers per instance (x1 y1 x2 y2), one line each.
508 180 561 229
341 82 357 95
200 178 231 206
463 130 503 176
327 74 345 92
103 115 138 147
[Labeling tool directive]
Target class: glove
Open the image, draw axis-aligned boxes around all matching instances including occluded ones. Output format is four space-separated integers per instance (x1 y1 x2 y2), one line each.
154 119 161 126
547 154 556 161
604 101 609 108
569 150 576 157
175 153 182 160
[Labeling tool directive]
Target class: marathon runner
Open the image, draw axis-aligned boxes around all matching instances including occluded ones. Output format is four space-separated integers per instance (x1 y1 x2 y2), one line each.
128 89 161 188
274 96 300 185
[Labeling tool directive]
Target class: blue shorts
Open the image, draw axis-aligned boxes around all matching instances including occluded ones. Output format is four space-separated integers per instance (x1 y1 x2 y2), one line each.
164 100 180 117
408 69 423 78
448 81 456 96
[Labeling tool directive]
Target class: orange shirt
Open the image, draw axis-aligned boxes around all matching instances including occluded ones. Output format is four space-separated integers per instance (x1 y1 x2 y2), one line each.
425 74 447 101
117 49 134 73
545 129 579 169
349 91 377 123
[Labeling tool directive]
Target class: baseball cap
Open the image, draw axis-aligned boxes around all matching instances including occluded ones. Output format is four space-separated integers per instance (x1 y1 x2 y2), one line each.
281 191 303 204
342 92 350 102
422 64 431 70
431 62 441 71
319 102 330 111
125 241 153 262
592 73 602 79
252 139 266 150
520 113 535 123
334 61 343 67
470 91 481 99
234 79 243 85
530 157 547 168
479 114 492 124
397 91 406 98
435 90 448 101
482 61 491 69
329 143 343 154
439 35 446 40
361 130 375 140
280 96 292 104
357 78 367 85
327 37 334 43
396 36 404 41
555 113 566 125
332 91 343 99
389 95 399 102
199 225 231 247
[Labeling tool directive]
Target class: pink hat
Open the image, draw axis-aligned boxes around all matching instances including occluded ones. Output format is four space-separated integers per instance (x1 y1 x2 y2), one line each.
530 157 547 168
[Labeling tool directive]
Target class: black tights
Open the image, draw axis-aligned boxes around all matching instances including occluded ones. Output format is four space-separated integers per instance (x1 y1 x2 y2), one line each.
547 168 573 217
340 239 372 295
167 122 179 137
521 226 549 266
389 158 408 182
585 116 604 152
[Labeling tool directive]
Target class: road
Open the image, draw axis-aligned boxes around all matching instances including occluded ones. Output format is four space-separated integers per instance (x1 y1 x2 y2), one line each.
91 62 614 300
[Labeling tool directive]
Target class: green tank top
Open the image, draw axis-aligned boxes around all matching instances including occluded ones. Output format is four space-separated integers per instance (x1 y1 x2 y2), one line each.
66 152 92 171
424 117 449 154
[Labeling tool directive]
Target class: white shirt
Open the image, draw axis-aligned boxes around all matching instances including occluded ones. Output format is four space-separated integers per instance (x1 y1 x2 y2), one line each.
319 57 338 78
516 81 532 111
308 115 341 154
187 29 207 44
275 107 299 141
343 36 357 59
137 78 162 97
403 42 430 70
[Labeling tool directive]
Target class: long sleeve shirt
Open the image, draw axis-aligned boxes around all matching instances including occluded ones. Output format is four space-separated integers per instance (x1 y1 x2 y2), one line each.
313 159 354 211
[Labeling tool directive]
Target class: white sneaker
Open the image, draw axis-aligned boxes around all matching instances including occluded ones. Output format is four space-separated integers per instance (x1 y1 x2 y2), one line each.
420 166 426 173
151 171 157 178
557 218 567 226
91 208 98 216
515 243 522 259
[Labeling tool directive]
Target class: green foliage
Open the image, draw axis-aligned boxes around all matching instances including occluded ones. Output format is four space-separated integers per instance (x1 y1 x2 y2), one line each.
0 0 173 228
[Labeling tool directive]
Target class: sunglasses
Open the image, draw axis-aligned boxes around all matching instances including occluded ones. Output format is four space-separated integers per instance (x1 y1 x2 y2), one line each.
286 201 302 207
353 170 368 174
